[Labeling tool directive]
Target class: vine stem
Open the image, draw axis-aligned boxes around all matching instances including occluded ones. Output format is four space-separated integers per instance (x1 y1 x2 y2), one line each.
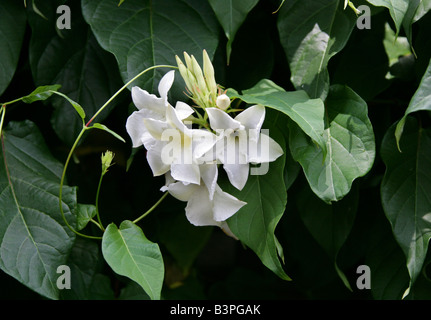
59 64 177 239
132 192 169 224
94 172 105 231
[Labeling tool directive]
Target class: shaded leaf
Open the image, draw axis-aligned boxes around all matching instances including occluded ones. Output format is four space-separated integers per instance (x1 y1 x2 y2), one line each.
0 120 77 299
366 0 409 36
21 85 62 104
0 1 27 96
277 0 356 100
381 117 431 296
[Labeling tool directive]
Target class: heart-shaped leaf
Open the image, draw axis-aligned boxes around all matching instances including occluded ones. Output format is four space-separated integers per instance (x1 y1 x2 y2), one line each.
289 85 375 203
102 220 164 300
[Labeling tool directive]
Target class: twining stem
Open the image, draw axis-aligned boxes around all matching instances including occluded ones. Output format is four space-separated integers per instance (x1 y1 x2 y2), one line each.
0 105 5 138
132 192 169 224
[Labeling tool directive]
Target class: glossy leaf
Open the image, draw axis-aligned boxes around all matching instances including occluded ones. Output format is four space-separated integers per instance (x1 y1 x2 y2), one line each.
277 0 356 100
208 0 259 63
0 120 77 300
102 220 164 300
20 85 62 104
381 117 431 296
82 0 219 97
227 79 327 157
0 1 27 96
75 204 97 231
289 85 375 203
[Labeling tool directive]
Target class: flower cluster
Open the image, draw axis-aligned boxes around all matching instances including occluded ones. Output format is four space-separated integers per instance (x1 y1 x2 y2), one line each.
126 50 283 237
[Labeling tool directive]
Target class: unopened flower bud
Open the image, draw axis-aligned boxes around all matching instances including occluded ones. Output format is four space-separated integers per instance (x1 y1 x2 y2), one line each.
203 49 217 100
101 150 115 175
216 94 231 110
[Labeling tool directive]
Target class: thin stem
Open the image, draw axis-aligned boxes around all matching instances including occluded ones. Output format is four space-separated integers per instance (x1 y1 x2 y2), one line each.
59 126 102 240
94 172 105 231
132 192 169 224
86 64 178 127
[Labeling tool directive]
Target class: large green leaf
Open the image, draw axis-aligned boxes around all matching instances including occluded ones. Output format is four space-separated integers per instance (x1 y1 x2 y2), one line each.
277 0 356 100
102 220 164 300
82 0 219 97
381 117 431 297
223 124 291 281
0 120 77 300
289 85 375 203
0 1 27 96
395 57 431 149
208 0 259 63
298 184 358 291
227 79 327 157
366 0 409 36
27 0 122 146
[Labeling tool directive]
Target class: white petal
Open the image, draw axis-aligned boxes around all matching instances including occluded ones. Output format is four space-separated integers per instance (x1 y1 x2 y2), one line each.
170 163 201 185
142 118 170 140
162 180 198 202
199 163 218 200
212 185 247 221
192 129 217 159
248 133 284 163
166 105 189 135
175 101 194 120
234 105 265 131
147 147 170 176
158 70 175 104
185 187 221 227
125 110 148 148
219 221 239 240
206 108 243 131
223 162 249 191
131 86 166 119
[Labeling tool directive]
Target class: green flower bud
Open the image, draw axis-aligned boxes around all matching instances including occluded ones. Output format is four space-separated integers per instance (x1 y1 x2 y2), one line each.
203 49 217 102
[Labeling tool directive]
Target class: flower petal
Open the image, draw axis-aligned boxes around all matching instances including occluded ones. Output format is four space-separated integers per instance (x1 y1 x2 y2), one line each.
161 179 198 202
248 133 284 163
223 162 250 191
175 101 194 120
212 185 247 221
142 118 170 141
192 129 218 159
185 187 220 227
234 104 265 131
170 163 201 185
206 107 243 131
199 163 218 200
131 86 167 119
220 221 239 240
125 110 149 148
158 70 175 103
147 145 170 176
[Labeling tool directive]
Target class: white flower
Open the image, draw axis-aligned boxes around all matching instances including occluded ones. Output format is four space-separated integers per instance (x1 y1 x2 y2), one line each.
126 71 217 184
205 105 284 190
161 163 246 236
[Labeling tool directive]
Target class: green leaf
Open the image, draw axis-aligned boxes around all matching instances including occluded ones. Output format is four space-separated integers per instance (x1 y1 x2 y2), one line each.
366 0 409 36
0 1 27 96
223 125 291 281
20 85 62 104
396 57 431 150
0 120 77 300
289 85 375 203
298 184 358 291
277 0 356 100
91 123 126 143
27 0 122 146
208 0 259 63
381 117 431 296
102 221 164 300
50 91 86 120
75 204 97 231
227 79 327 158
82 0 219 97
